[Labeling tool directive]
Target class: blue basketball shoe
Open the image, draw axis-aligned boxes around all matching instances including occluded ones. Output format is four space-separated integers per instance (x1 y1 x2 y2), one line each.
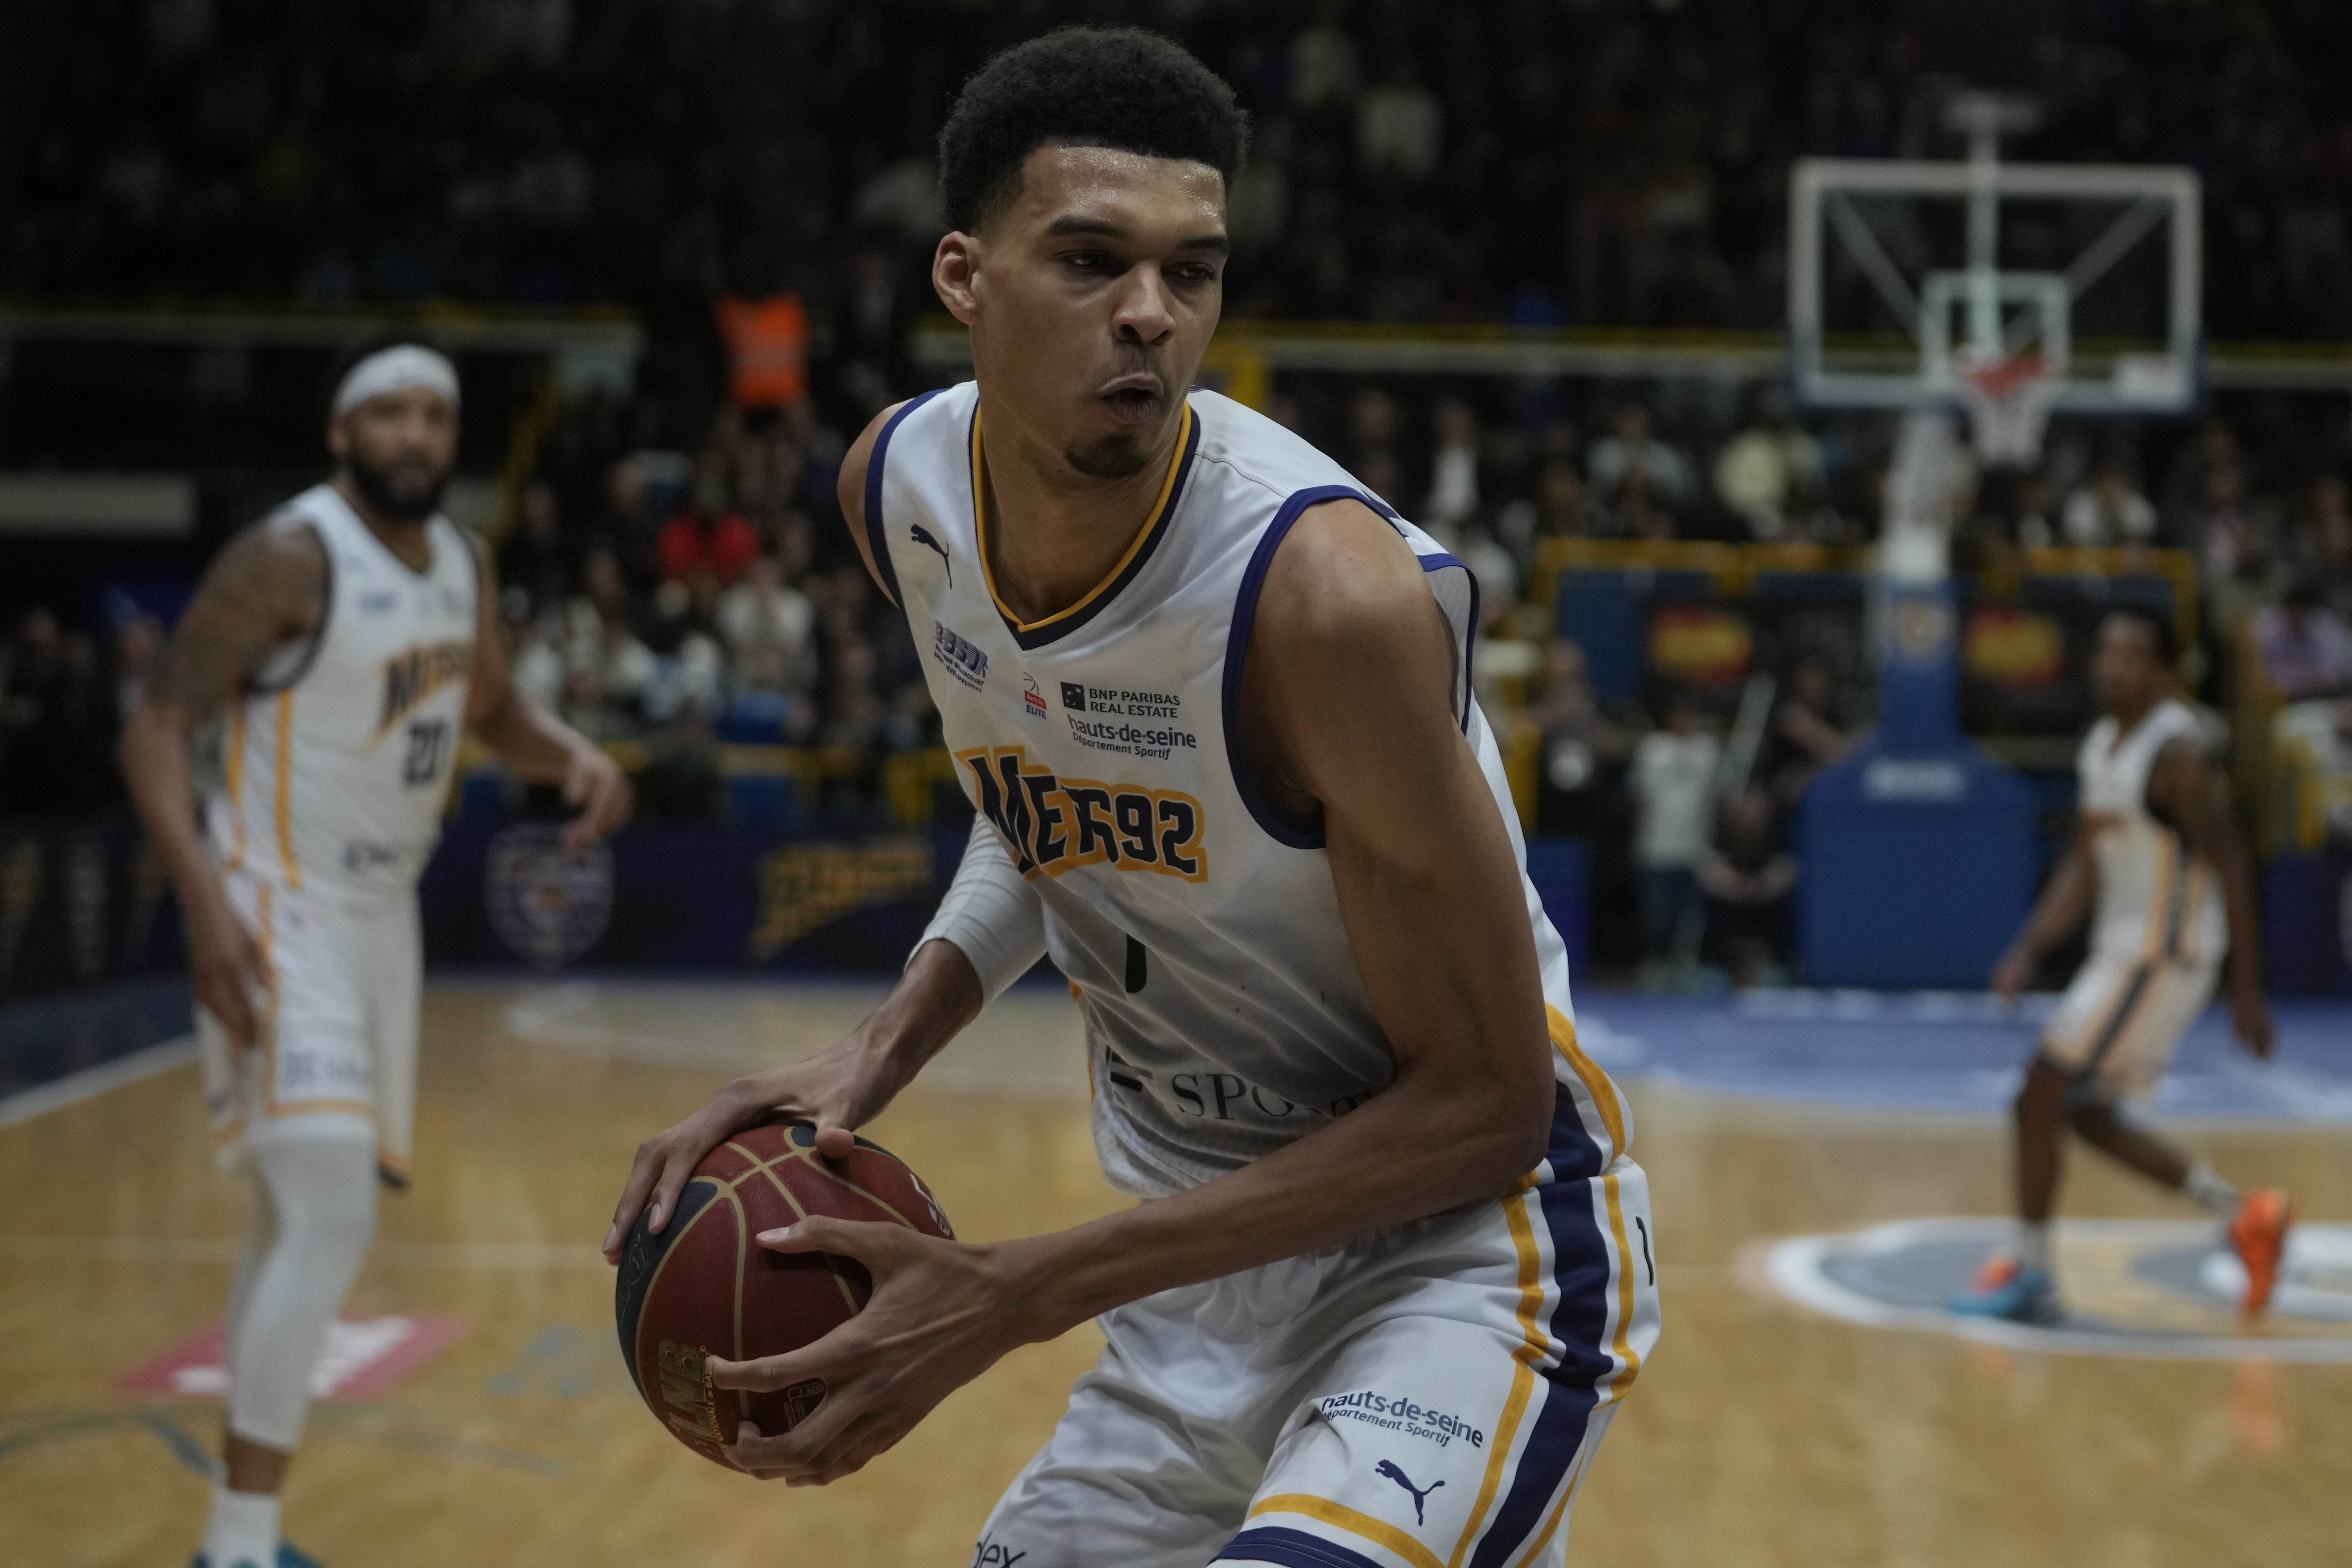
1948 1257 2061 1323
193 1544 323 1568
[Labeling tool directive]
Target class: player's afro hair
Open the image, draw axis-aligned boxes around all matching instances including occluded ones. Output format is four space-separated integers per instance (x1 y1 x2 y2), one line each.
938 27 1249 234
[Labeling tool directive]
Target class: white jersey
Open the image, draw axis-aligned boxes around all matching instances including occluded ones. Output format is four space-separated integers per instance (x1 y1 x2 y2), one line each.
2078 698 2226 964
871 384 1615 1198
205 483 478 900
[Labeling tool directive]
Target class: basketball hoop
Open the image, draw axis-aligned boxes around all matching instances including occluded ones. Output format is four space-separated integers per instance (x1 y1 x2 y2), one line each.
1953 351 2062 468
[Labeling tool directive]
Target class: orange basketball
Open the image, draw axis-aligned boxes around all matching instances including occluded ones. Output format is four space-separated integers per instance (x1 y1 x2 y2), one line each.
612 1122 954 1468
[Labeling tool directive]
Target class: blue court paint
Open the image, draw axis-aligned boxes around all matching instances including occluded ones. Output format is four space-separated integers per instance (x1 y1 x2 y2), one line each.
1574 990 2352 1122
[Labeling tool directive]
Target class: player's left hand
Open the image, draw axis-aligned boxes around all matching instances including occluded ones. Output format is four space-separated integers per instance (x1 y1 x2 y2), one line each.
560 742 632 850
708 1216 1034 1485
2229 984 2275 1061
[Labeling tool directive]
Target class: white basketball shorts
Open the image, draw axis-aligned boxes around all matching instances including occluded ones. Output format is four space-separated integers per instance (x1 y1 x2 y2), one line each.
197 868 422 1179
2040 945 2222 1100
973 1086 1661 1568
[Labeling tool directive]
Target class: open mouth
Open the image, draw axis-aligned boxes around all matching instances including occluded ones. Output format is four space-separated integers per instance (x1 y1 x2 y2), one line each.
1103 387 1160 424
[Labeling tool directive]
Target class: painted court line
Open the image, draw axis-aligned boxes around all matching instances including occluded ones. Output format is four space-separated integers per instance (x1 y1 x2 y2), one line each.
0 1036 195 1129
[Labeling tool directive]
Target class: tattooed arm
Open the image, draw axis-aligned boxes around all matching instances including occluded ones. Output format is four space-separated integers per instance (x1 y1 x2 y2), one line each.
117 523 328 1046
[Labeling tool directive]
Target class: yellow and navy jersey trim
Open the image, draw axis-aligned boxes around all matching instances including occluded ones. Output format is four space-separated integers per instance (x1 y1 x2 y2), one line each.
1213 1081 1644 1568
1220 483 1481 852
971 400 1201 651
861 390 945 609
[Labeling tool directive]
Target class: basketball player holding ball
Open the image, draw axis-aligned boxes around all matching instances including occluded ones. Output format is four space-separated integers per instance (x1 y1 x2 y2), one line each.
120 335 631 1568
608 29 1657 1568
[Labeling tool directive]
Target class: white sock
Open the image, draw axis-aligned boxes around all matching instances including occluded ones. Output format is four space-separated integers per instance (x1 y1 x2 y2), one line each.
2015 1221 2052 1276
201 1484 279 1568
2184 1161 2239 1217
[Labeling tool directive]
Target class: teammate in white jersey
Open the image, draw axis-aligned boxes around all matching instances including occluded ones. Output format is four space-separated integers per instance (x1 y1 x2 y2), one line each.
119 334 630 1568
1954 607 2290 1325
610 29 1656 1568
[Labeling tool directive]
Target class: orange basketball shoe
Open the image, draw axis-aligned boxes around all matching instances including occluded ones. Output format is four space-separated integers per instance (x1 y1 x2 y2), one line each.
2227 1189 2295 1316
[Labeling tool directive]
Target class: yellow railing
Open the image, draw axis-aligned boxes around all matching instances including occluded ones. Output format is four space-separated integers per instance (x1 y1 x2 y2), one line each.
1529 539 2200 651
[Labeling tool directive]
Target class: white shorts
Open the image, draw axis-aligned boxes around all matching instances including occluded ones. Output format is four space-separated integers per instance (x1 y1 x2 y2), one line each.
197 869 422 1178
2041 945 2221 1100
975 1087 1661 1568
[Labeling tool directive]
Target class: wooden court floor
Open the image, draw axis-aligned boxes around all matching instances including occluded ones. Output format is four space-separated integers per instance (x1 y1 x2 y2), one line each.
2 979 2345 1568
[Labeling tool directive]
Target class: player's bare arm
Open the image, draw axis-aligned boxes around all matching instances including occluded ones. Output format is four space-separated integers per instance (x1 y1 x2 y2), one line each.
600 403 992 1262
117 524 328 1046
706 499 1558 1485
1992 819 2095 1002
2147 738 2274 1056
458 535 632 849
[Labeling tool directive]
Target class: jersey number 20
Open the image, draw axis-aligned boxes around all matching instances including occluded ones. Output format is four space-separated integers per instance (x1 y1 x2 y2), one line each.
402 719 450 787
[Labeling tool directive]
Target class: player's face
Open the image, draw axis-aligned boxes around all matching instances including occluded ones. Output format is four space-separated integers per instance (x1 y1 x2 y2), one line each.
2091 617 2162 715
329 386 458 521
941 145 1228 480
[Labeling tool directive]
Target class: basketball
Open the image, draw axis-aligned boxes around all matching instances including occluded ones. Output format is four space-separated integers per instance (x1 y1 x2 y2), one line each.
612 1123 954 1468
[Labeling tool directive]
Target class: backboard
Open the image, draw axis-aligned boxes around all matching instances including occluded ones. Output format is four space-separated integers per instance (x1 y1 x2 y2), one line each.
1787 136 2202 424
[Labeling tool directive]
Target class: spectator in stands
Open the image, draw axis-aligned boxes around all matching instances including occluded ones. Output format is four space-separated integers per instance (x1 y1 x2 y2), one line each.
1757 650 1852 809
1529 638 1631 838
2291 472 2352 619
0 607 115 813
2197 461 2281 636
1357 58 1443 184
1500 458 1614 568
112 614 163 723
1608 465 1680 543
2061 453 2159 548
713 246 811 420
1714 388 1823 542
1697 784 1797 986
2257 578 2352 837
656 456 760 585
2161 415 2244 545
1632 687 1720 984
718 555 820 741
2252 578 2352 702
1589 400 1695 514
499 480 574 608
2011 474 2057 551
1422 396 1480 531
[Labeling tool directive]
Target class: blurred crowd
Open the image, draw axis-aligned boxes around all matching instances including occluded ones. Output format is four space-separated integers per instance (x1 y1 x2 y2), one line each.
9 0 2352 346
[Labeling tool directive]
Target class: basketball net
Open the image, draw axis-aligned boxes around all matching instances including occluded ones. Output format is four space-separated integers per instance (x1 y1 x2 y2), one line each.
1953 351 2061 468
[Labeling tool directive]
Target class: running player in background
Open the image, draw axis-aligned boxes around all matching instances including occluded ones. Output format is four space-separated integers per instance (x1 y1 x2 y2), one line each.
1955 607 2290 1325
610 28 1655 1568
118 334 630 1568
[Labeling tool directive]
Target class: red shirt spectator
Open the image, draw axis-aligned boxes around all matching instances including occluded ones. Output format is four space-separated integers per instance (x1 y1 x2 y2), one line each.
656 506 760 585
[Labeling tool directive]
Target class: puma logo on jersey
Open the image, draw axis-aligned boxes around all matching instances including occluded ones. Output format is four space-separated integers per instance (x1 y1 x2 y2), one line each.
373 639 474 742
910 523 952 586
1377 1460 1444 1524
956 744 1205 883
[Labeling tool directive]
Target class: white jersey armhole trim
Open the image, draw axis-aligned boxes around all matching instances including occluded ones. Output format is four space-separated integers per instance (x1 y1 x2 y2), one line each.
1219 484 1479 851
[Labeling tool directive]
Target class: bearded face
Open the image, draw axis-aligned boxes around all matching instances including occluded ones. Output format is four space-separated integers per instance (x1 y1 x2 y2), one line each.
331 386 458 522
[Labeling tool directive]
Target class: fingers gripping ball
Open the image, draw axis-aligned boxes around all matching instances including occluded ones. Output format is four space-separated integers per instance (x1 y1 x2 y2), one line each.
613 1122 954 1468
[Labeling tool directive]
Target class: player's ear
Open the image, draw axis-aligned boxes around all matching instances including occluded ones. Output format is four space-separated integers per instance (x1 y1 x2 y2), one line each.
933 232 982 327
324 413 350 461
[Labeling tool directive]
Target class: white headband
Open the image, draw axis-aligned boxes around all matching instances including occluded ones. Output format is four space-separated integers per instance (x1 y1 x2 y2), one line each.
333 345 461 417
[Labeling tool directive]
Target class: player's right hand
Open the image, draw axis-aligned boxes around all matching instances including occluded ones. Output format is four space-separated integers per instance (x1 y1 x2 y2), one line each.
186 890 270 1048
603 1035 907 1264
1990 945 2034 1004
